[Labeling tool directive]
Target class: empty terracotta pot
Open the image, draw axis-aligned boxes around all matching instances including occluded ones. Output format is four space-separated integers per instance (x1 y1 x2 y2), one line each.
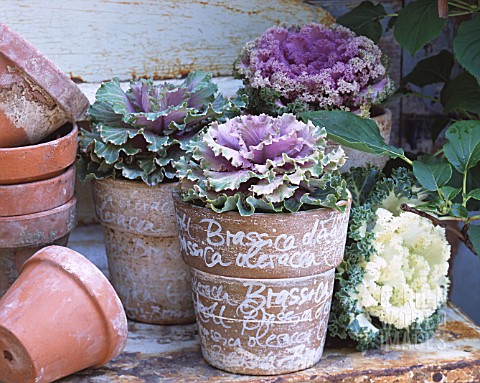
0 23 89 147
92 178 195 325
173 193 352 375
0 165 75 217
333 107 392 172
0 195 77 297
0 123 77 185
0 246 128 383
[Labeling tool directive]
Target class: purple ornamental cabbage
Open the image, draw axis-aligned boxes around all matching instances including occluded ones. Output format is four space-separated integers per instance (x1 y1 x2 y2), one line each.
234 23 393 116
78 71 244 186
176 114 348 216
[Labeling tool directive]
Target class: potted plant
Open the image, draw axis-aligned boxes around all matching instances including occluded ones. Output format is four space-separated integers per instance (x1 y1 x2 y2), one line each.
77 71 244 324
233 22 393 171
174 113 351 375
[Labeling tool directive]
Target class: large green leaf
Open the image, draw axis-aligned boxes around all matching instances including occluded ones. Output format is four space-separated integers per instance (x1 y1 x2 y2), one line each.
444 120 480 173
468 225 480 256
441 72 480 114
454 18 480 83
301 110 405 159
394 0 447 56
337 1 387 43
412 161 452 191
402 50 454 86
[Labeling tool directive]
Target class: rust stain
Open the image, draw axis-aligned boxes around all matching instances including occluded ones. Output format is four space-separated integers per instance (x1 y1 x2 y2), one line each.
439 320 480 340
129 59 225 81
193 0 260 16
69 73 85 84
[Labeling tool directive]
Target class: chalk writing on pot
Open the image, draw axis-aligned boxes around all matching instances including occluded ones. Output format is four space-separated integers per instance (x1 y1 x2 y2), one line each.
176 212 348 270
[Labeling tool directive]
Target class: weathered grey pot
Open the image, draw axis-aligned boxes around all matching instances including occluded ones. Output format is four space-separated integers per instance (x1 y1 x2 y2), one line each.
333 107 392 172
173 193 352 375
92 178 195 325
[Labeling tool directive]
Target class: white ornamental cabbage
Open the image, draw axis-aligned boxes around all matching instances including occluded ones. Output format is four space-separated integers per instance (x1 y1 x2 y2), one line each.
357 208 450 329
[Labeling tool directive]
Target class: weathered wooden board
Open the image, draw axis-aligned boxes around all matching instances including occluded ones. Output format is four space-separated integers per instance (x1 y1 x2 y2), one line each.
0 0 333 82
65 226 480 382
59 303 480 382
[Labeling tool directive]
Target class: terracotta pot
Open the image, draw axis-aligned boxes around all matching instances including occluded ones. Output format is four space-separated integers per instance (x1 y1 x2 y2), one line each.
0 165 75 217
0 23 89 147
0 195 77 297
173 193 352 375
0 246 128 383
332 107 392 172
92 178 195 324
0 123 77 185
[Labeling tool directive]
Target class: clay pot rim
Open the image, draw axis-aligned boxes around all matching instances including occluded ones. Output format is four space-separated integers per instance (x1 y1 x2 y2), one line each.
0 195 76 223
0 165 76 217
0 124 78 184
0 164 75 190
0 24 89 121
0 195 77 248
93 177 179 189
193 266 333 282
0 122 77 153
172 189 351 218
20 246 128 367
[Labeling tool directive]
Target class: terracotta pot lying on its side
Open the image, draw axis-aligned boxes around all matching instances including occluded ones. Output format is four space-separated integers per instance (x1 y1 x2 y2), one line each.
0 246 128 383
0 123 78 185
0 196 77 297
92 178 195 325
173 193 352 375
0 23 89 148
0 165 76 217
329 107 392 172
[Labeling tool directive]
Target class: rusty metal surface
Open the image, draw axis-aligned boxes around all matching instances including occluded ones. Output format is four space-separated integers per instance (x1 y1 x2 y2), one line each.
59 305 480 382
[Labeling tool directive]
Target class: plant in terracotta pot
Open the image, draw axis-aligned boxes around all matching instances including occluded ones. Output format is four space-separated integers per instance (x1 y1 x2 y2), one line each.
174 113 351 375
233 22 393 171
77 71 244 324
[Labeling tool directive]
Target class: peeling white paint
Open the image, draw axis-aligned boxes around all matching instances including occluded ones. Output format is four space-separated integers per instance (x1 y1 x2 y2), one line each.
0 0 329 82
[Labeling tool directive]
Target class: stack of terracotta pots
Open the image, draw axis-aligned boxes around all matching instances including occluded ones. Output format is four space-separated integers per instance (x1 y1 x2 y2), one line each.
0 23 89 296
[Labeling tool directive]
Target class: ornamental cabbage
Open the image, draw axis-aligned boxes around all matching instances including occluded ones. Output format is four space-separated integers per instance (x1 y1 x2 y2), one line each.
77 71 244 186
358 208 450 329
234 23 393 116
329 167 450 350
176 114 348 216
